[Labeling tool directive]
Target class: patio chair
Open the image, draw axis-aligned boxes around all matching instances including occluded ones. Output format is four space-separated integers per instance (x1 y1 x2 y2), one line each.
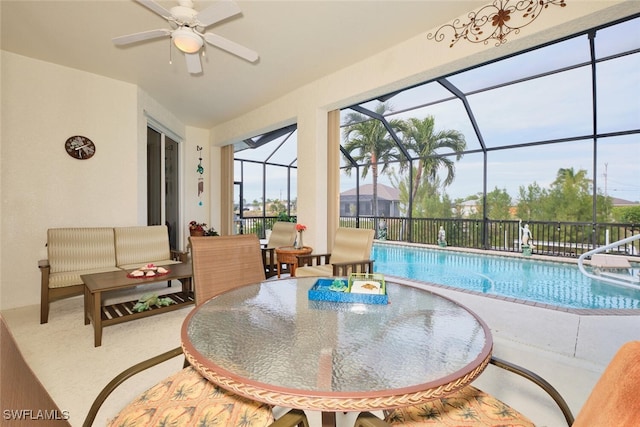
354 340 640 426
262 221 297 278
295 227 375 277
83 347 309 427
191 234 266 306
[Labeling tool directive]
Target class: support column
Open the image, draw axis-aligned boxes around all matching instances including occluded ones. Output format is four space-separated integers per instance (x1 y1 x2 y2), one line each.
297 108 330 252
220 145 234 235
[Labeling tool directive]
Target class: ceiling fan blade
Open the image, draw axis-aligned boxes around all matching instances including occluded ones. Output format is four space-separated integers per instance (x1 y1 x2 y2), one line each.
113 29 172 46
195 0 241 28
135 0 172 19
204 32 259 63
185 53 203 74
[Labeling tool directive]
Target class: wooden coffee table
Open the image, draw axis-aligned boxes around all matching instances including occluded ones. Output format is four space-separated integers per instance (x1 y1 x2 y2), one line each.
82 262 194 347
275 246 312 277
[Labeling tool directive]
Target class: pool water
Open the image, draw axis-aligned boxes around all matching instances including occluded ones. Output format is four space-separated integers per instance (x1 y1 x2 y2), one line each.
372 243 640 310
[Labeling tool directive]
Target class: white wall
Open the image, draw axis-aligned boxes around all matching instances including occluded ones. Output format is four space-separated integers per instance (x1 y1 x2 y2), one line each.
0 52 137 309
0 52 208 310
183 126 221 242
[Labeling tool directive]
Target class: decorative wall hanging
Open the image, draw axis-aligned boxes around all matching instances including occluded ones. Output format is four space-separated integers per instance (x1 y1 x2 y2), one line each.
427 0 567 47
196 145 204 206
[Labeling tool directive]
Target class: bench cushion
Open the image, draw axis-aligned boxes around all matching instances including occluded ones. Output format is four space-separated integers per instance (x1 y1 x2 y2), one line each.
48 267 122 289
48 228 117 275
114 225 180 270
327 228 374 264
266 222 297 249
107 366 274 427
294 264 333 277
264 222 297 266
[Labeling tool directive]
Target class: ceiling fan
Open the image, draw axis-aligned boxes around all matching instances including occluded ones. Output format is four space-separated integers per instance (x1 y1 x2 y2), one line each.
113 0 259 74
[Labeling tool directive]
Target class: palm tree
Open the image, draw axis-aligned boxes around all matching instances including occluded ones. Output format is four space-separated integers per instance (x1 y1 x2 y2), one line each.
552 167 590 193
548 167 592 221
389 166 450 218
342 103 404 220
398 116 466 206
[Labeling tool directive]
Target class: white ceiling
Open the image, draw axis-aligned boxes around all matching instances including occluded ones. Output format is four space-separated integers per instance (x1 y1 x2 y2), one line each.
1 0 486 129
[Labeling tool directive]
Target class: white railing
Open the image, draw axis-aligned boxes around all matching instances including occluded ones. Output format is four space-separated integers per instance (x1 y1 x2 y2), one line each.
578 234 640 289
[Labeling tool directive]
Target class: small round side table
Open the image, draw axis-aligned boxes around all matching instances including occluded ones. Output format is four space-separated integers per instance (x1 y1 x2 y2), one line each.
275 246 312 278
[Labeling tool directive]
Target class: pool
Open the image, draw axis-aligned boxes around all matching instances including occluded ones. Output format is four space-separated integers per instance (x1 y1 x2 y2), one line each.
372 243 640 310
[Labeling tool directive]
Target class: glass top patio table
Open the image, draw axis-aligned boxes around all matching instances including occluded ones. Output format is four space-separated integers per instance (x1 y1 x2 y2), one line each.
181 277 492 413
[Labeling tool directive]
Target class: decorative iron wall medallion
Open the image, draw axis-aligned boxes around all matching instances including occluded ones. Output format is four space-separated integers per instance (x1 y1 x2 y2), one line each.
427 0 567 47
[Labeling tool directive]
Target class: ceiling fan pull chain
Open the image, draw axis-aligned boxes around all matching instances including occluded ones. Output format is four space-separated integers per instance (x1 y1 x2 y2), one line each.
168 37 173 65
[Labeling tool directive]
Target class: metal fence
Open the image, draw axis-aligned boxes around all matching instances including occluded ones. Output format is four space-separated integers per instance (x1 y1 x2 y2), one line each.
239 215 640 259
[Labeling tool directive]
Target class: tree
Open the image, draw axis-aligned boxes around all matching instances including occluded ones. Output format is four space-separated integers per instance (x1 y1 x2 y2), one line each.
546 167 592 221
389 167 451 218
452 197 467 219
269 199 285 214
485 187 512 220
342 103 404 220
398 115 466 208
553 167 590 193
613 206 640 223
454 194 482 219
516 182 547 220
515 168 612 223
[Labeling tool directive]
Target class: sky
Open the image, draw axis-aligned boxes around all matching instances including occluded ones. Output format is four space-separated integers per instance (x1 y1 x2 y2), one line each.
235 16 640 206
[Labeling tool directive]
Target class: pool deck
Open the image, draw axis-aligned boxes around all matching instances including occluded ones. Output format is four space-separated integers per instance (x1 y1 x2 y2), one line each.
387 275 640 426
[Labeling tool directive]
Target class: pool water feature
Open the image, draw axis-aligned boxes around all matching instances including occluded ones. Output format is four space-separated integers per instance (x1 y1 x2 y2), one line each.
372 243 640 310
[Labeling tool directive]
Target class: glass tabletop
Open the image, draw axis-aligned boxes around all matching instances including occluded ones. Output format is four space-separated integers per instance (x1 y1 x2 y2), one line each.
182 277 492 410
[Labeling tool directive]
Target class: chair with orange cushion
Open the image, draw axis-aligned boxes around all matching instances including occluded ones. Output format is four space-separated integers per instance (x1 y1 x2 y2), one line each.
83 347 309 427
354 341 640 427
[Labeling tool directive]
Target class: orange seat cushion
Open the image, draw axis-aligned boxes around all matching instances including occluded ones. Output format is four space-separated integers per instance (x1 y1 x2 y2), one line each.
385 385 534 427
107 366 275 427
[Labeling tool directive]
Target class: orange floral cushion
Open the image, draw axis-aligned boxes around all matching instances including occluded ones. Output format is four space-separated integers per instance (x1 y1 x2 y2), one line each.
385 385 534 427
107 366 275 427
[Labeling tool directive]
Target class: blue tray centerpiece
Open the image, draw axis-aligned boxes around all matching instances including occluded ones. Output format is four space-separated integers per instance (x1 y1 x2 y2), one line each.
308 273 388 305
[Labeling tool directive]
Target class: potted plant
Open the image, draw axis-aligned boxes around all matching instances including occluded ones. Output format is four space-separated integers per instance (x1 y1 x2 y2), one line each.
189 221 207 237
189 221 219 237
204 227 219 236
277 212 295 223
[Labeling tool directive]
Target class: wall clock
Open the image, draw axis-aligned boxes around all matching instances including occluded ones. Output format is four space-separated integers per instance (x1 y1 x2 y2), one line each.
65 135 95 160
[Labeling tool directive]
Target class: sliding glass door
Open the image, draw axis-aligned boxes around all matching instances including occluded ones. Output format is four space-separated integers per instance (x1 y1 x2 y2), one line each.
147 126 180 249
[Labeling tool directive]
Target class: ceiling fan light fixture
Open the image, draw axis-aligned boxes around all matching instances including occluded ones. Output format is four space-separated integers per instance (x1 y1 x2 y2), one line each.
172 27 203 54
